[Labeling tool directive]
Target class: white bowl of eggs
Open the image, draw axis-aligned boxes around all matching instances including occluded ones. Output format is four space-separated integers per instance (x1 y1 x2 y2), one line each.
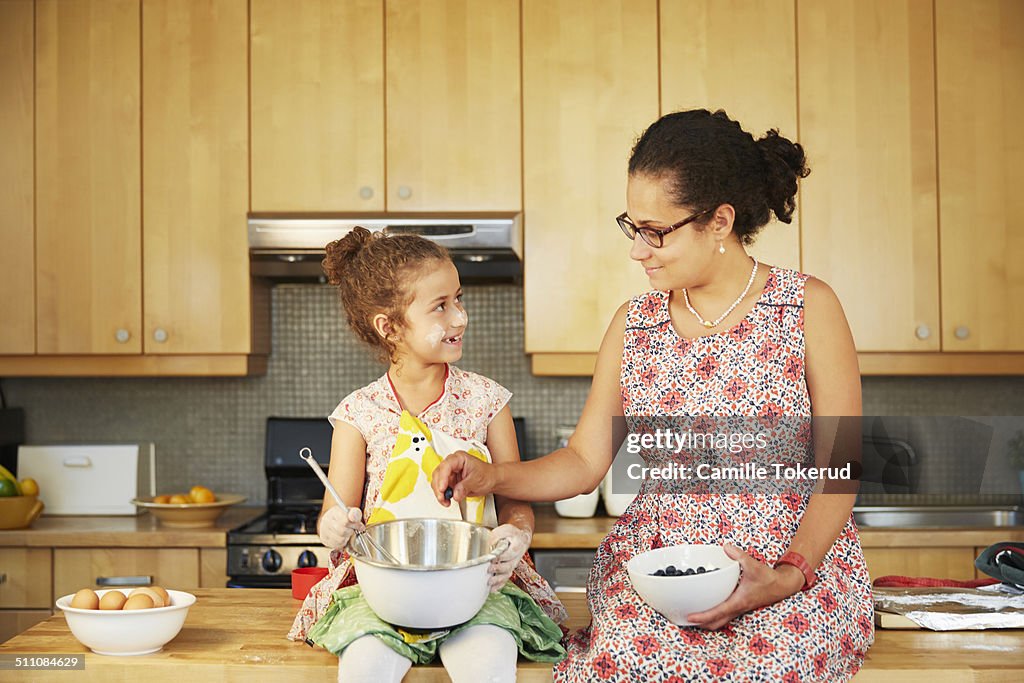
56 587 195 655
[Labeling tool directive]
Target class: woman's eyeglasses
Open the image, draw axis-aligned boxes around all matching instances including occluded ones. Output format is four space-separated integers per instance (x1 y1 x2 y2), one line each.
616 208 714 248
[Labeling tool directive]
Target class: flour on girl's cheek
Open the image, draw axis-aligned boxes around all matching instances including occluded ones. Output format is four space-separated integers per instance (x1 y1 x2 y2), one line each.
425 324 446 347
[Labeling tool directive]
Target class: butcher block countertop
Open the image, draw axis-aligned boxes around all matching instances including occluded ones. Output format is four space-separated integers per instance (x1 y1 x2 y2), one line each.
2 588 1022 682
530 505 1024 549
0 507 263 547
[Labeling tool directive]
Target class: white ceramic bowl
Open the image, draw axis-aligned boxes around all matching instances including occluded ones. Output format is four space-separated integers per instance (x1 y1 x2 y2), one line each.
55 589 196 655
554 487 599 518
626 545 740 626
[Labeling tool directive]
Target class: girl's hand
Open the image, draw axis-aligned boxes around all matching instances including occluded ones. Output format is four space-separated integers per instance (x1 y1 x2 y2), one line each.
487 524 532 591
318 506 364 551
431 451 498 504
684 544 805 630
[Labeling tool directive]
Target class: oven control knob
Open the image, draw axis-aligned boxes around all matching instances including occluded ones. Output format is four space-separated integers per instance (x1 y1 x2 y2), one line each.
298 550 317 568
261 549 282 573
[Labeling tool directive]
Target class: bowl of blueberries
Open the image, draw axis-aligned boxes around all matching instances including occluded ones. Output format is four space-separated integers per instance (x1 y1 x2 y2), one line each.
625 544 740 626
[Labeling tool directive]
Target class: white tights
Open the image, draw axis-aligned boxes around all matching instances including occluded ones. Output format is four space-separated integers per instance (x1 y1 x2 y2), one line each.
337 624 517 683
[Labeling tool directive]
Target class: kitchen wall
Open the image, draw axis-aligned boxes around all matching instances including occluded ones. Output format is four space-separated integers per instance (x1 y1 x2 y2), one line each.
4 284 1024 505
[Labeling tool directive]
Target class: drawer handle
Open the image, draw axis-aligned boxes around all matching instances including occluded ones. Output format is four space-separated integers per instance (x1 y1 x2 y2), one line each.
96 575 152 587
63 457 93 468
0 573 6 585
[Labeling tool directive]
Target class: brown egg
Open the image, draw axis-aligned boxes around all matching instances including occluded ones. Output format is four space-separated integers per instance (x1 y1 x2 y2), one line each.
129 587 166 608
70 588 99 610
149 585 171 606
99 590 128 610
123 593 155 610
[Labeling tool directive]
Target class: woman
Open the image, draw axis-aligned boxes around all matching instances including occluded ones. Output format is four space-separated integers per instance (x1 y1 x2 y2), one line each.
432 109 874 681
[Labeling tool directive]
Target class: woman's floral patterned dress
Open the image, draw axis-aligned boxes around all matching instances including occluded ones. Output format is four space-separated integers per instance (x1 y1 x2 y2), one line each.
555 266 874 682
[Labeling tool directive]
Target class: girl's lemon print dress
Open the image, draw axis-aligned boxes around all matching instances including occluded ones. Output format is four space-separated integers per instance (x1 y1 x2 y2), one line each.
287 364 568 662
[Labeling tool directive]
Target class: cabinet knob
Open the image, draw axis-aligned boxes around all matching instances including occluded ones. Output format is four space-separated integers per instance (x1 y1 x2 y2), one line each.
397 185 412 200
359 186 374 200
954 325 970 340
153 328 169 343
914 324 931 340
114 329 131 344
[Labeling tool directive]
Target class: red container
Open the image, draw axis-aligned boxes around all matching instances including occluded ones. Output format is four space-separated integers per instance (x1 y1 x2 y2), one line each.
291 567 329 600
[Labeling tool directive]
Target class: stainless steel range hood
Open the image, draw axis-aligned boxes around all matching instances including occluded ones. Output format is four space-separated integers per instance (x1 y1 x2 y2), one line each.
248 215 522 284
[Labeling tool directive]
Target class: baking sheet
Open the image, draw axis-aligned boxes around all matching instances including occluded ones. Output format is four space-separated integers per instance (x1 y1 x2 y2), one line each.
874 583 1024 630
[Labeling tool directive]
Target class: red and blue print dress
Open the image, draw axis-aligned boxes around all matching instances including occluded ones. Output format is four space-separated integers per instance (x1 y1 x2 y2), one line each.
554 266 874 682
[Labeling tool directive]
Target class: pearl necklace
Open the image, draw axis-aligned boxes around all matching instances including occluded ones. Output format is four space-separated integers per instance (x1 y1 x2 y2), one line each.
682 258 759 329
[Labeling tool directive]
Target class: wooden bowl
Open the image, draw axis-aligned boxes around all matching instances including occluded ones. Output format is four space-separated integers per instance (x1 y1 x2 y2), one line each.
130 493 246 528
0 494 44 529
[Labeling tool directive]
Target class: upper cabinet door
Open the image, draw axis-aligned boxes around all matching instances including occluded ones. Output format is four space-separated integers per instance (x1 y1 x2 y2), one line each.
250 0 384 212
523 0 659 354
798 0 939 352
0 0 34 354
36 0 142 354
385 0 521 211
142 0 250 354
936 0 1024 351
660 0 799 272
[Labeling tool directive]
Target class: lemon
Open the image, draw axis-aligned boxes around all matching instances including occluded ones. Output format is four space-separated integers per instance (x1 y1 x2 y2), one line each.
19 478 39 497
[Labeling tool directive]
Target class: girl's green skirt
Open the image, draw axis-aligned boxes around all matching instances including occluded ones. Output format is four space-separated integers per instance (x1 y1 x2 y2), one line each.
306 583 566 665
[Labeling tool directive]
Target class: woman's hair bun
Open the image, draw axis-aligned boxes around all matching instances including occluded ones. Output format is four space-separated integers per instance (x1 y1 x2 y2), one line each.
756 129 810 225
322 226 375 286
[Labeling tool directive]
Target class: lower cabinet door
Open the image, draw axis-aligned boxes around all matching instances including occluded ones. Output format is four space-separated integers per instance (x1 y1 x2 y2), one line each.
0 609 52 644
862 547 978 582
53 548 200 599
555 591 592 634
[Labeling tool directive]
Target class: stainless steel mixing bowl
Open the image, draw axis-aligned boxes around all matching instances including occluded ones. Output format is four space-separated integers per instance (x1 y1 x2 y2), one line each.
346 518 508 628
347 517 500 570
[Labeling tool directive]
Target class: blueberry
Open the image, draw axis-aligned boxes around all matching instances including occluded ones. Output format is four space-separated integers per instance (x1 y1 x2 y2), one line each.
696 566 706 574
666 565 677 574
683 568 695 576
444 487 454 502
652 569 665 576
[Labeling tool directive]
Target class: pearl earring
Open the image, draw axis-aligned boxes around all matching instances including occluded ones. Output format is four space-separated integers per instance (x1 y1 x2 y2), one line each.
718 242 726 255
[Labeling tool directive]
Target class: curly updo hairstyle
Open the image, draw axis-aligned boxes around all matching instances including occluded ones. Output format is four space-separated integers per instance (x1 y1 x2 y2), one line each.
628 109 810 245
322 227 451 363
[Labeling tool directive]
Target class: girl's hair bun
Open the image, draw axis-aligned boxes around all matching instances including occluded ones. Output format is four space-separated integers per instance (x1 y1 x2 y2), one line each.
322 226 375 286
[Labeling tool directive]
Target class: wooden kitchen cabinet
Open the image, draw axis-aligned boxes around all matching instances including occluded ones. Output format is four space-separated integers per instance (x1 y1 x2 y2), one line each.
522 0 659 360
0 0 35 355
35 0 142 354
142 0 253 355
0 548 53 645
660 0 800 272
251 0 519 213
385 0 521 211
250 0 385 212
53 548 201 599
935 0 1024 352
0 548 52 609
862 547 978 582
798 0 940 353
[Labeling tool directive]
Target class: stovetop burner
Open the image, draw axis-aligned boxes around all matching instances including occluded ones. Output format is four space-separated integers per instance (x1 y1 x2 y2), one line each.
239 508 321 535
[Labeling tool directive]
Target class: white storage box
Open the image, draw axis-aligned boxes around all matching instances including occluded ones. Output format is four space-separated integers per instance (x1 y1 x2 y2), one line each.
17 444 156 515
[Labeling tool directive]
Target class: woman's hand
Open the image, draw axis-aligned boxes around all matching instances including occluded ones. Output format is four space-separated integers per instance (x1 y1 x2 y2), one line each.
431 451 499 505
318 505 364 551
487 524 532 592
684 544 805 630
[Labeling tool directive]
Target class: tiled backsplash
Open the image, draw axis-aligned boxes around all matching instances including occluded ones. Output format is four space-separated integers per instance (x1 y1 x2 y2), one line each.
5 284 1024 504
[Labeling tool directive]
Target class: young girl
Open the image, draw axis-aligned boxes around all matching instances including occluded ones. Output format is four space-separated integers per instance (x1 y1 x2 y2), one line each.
287 227 567 682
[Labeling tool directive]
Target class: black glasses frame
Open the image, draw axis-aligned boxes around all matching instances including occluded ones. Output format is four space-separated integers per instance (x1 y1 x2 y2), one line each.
616 207 714 248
